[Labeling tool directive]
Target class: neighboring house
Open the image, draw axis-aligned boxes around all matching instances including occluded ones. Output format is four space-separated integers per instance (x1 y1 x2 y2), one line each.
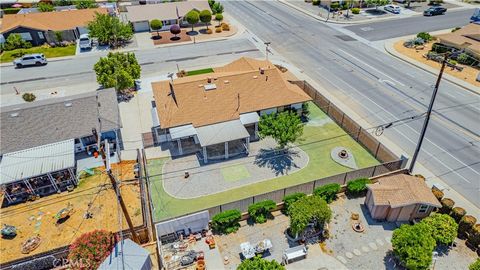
152 57 312 163
0 88 122 156
436 23 480 58
0 8 107 46
365 174 442 222
98 239 153 270
125 0 211 32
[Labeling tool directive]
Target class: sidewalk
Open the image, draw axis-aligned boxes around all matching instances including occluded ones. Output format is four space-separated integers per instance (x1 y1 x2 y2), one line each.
384 34 480 94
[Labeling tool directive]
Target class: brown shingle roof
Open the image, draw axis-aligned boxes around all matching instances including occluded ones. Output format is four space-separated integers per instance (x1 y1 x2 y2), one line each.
153 57 311 128
0 8 107 33
436 23 480 56
368 174 442 208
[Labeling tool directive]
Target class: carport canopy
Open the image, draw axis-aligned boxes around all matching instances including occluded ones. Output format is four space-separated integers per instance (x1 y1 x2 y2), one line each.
170 124 197 140
196 119 250 147
0 139 75 185
239 112 260 125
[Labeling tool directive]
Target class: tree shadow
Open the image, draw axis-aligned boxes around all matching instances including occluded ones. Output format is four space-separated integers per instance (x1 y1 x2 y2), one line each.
383 250 403 270
254 148 299 176
365 9 387 16
170 36 181 41
198 28 209 34
187 30 199 36
151 35 162 40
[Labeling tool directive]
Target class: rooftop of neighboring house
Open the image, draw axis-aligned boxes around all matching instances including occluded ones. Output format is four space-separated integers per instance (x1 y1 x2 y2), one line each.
0 8 107 33
367 174 442 208
0 88 121 155
152 57 312 129
125 0 211 22
436 23 480 56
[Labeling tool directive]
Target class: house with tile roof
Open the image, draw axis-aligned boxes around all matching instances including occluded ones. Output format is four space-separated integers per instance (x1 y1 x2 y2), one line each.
0 8 107 46
436 23 480 58
365 174 442 222
152 57 312 163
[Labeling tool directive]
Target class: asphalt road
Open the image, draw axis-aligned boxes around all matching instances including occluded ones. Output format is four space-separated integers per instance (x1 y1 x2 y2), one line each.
223 1 480 207
344 9 474 41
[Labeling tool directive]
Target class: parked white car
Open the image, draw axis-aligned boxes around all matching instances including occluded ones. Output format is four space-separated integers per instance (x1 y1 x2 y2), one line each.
79 34 92 50
13 53 47 68
384 4 401 14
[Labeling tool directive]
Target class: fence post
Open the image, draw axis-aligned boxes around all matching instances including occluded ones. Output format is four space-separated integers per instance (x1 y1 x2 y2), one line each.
356 127 362 141
343 172 348 185
374 143 381 159
340 113 345 127
372 165 377 177
326 101 331 115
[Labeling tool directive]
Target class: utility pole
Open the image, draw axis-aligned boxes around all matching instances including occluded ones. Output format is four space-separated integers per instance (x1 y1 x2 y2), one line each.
409 54 448 173
264 42 271 61
92 128 140 244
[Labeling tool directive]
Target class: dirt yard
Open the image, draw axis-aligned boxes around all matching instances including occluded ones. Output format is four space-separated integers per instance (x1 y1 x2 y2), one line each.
0 161 143 264
394 40 480 87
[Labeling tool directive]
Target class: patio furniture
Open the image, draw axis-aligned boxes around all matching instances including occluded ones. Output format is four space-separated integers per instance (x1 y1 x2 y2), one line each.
282 245 307 265
205 236 215 249
1 224 17 238
240 242 256 259
255 239 273 254
196 259 205 270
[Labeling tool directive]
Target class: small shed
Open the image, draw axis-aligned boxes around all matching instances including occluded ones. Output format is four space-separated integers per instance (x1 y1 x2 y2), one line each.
365 174 441 222
98 239 152 270
155 210 209 244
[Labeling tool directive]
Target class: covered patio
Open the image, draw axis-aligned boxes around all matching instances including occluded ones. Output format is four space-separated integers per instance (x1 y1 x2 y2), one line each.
0 140 77 206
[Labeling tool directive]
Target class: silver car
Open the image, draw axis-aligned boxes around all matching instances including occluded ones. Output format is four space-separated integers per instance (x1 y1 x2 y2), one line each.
13 53 47 68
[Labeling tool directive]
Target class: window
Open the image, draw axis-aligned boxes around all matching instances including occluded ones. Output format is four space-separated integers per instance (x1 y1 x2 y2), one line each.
418 205 429 213
37 32 45 39
19 32 33 41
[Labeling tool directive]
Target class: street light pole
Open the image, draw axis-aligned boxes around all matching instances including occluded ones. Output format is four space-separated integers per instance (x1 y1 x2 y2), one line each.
409 54 448 173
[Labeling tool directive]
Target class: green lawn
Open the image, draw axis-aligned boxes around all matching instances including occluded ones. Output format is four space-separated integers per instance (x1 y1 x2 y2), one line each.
148 102 379 221
186 68 214 76
221 164 251 182
0 45 76 63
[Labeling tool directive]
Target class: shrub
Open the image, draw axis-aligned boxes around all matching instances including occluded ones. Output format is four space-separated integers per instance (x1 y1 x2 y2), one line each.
330 2 340 10
282 192 306 215
421 213 458 245
237 256 285 270
22 93 36 102
248 200 276 224
450 207 466 223
38 2 55 12
431 187 443 201
313 183 340 203
417 32 432 42
170 24 181 37
3 8 21 14
312 0 320 5
346 178 371 196
448 59 458 65
289 195 331 236
351 7 361 14
470 259 480 270
467 224 480 251
392 223 436 270
215 13 224 25
68 230 114 270
459 215 477 239
221 23 230 31
211 209 241 234
215 27 222 33
451 27 461 32
206 28 213 34
431 43 449 53
439 198 454 214
456 53 479 66
3 34 32 51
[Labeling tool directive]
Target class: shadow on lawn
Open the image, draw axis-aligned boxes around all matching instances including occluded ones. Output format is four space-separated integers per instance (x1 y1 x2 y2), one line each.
254 148 300 176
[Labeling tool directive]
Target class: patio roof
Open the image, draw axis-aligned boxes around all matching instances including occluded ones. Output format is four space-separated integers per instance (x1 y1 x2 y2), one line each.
196 120 250 147
240 112 260 125
170 124 197 140
0 139 75 185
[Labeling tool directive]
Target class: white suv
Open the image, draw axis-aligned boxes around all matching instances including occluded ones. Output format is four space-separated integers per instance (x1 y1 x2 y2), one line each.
13 53 47 68
79 34 92 50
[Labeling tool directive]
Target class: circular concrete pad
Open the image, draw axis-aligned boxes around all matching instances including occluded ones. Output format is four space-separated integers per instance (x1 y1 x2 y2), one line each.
345 252 354 259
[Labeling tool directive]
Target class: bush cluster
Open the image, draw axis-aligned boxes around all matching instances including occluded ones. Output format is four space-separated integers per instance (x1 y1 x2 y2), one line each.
351 7 361 14
470 259 480 270
3 8 21 14
459 215 477 239
467 224 480 251
346 178 371 196
282 192 306 215
22 93 36 102
211 209 241 234
439 198 455 214
313 183 340 203
2 34 32 51
312 0 320 5
417 32 433 42
450 207 466 223
431 187 444 201
248 200 276 224
68 230 114 270
431 43 450 53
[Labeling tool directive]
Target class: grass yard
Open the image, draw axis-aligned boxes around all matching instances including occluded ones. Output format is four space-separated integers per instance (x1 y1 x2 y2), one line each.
0 161 142 264
0 45 76 63
221 164 251 182
186 68 214 76
148 102 379 221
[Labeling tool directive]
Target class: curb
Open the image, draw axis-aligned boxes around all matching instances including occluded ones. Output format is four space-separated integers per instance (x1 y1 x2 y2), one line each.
383 38 480 95
1 55 76 67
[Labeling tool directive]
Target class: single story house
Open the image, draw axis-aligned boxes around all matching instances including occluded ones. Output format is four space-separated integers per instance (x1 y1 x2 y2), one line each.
0 8 107 46
125 0 211 32
365 174 442 222
0 88 122 157
98 239 152 270
436 23 480 58
152 57 312 163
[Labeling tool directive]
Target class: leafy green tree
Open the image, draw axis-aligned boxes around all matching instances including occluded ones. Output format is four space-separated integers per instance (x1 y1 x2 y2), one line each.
93 52 141 93
76 0 97 9
199 10 212 29
212 2 224 14
289 195 331 236
150 19 163 38
470 259 480 270
88 13 132 48
282 192 306 215
185 10 200 32
3 34 32 51
421 213 458 245
215 13 224 26
38 2 54 12
237 256 285 270
208 0 215 8
53 0 73 6
258 111 304 149
366 0 390 10
391 223 436 270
